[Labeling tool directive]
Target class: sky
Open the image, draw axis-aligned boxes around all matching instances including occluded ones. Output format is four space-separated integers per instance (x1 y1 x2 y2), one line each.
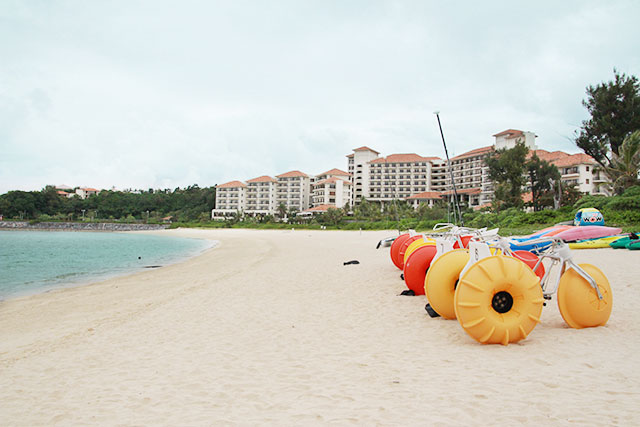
1 0 639 194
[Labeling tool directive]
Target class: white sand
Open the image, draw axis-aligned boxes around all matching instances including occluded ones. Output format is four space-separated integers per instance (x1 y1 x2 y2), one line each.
1 228 639 425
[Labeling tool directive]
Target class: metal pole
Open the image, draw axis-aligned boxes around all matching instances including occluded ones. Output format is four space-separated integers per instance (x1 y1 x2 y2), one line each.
434 112 463 226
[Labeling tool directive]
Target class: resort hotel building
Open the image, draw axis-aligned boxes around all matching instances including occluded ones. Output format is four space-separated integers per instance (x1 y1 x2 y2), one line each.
212 129 609 219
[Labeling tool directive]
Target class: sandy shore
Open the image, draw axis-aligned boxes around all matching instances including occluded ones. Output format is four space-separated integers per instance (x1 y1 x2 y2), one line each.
1 228 639 425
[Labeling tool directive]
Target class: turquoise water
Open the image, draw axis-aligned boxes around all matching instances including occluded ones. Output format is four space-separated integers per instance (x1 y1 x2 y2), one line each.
0 231 214 300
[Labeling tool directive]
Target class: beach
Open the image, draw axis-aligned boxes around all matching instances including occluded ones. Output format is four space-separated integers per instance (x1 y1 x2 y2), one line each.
1 228 639 425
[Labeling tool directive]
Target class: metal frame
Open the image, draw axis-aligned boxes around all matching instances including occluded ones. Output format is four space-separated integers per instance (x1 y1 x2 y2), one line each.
510 237 603 300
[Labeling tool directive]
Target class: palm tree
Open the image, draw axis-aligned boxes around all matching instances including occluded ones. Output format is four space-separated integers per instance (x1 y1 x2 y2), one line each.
277 202 287 221
604 130 640 194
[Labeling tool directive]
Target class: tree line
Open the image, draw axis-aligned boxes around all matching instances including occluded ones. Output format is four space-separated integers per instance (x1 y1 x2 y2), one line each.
0 185 216 222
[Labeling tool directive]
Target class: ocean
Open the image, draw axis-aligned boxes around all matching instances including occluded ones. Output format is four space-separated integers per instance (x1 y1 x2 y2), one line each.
0 230 214 300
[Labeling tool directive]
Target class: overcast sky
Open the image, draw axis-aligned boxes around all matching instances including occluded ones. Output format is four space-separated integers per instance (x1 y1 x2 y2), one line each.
1 0 638 194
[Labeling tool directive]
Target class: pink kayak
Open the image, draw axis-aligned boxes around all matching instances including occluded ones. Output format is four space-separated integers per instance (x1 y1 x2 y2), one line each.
555 225 622 242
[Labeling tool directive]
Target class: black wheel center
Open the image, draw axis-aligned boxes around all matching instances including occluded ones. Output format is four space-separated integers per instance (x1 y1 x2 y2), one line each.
492 291 513 313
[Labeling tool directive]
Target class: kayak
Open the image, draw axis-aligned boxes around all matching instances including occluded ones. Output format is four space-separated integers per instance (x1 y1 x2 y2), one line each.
610 236 635 248
627 240 640 250
514 225 572 241
569 235 626 249
555 226 623 242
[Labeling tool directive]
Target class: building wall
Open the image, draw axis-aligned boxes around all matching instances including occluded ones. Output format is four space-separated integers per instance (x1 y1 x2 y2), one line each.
367 161 432 201
311 179 351 208
276 175 311 212
213 186 246 218
559 163 609 195
495 131 537 150
246 181 277 215
349 150 379 203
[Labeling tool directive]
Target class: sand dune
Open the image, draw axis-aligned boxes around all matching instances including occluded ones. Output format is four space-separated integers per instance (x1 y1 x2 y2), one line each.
1 228 639 425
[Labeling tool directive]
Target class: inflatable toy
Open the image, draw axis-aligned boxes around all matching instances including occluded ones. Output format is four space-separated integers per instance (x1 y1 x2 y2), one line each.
454 255 544 345
424 249 470 319
574 208 604 226
390 233 410 269
403 245 438 295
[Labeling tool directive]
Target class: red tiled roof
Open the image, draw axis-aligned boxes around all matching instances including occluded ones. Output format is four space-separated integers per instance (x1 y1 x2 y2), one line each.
352 146 380 154
304 204 337 212
313 177 352 186
247 175 276 183
529 150 596 167
216 180 247 188
346 153 354 158
80 187 99 192
276 170 309 178
451 145 494 161
369 153 436 164
492 129 524 138
529 149 568 162
407 191 442 200
473 202 492 211
441 187 481 196
318 168 351 177
553 153 596 167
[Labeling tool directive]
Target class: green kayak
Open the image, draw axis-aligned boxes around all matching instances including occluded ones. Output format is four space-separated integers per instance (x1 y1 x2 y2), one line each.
610 235 639 249
627 240 640 250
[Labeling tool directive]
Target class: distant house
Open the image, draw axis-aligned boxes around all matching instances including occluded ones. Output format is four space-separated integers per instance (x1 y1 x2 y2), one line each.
297 204 338 218
162 216 173 223
56 190 75 199
407 191 442 209
75 187 100 199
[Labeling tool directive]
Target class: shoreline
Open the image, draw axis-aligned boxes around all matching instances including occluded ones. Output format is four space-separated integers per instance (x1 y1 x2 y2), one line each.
0 220 169 232
0 228 218 302
2 228 639 425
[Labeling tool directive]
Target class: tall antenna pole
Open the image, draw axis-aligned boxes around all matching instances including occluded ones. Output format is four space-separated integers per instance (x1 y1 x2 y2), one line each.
434 111 463 225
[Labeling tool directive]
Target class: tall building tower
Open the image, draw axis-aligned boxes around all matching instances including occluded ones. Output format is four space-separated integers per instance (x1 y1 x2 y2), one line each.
346 146 380 204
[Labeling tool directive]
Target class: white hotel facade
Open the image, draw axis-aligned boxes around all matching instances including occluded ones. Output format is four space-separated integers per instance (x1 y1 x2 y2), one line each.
212 129 609 218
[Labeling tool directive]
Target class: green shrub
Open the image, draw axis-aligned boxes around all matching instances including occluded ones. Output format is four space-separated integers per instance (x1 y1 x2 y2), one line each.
622 185 640 197
573 195 608 210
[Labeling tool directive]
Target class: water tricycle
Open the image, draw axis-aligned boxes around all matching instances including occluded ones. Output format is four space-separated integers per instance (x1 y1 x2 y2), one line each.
387 225 613 345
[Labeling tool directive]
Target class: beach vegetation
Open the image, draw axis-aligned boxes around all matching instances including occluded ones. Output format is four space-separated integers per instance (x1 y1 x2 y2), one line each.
0 185 216 223
526 153 561 211
603 130 640 194
575 70 640 168
485 141 529 210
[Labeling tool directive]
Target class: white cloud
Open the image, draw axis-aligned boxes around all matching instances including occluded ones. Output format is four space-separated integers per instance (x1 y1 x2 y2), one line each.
1 0 639 194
